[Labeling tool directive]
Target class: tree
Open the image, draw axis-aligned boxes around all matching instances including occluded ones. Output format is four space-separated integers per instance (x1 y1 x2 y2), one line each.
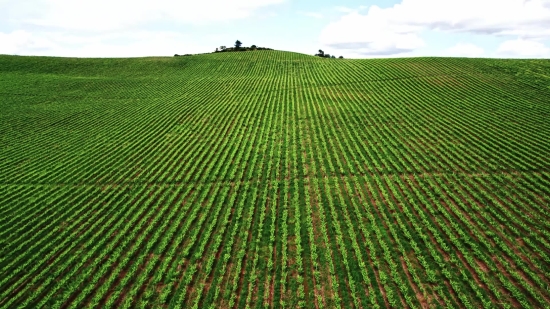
339 56 344 59
331 55 336 58
235 40 242 49
251 45 257 50
318 49 324 57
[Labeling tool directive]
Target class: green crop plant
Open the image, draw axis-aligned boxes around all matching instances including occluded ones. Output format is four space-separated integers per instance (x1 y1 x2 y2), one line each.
1 51 550 308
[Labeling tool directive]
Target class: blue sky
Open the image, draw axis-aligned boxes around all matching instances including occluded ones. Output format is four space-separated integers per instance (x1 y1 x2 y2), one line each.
1 0 550 58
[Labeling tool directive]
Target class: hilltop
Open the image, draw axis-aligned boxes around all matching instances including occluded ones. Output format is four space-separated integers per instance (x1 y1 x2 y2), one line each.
1 50 550 308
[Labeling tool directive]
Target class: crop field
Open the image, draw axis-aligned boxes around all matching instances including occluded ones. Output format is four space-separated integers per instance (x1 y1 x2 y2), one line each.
1 50 550 308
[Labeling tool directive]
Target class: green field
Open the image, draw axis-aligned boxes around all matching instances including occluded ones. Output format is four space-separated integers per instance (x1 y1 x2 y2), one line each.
1 50 550 308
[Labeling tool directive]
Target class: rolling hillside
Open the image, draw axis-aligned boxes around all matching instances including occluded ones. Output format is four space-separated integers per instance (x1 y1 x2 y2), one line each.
1 50 550 308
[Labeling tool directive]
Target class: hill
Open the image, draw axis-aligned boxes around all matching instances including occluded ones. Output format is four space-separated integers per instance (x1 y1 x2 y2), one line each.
1 50 550 308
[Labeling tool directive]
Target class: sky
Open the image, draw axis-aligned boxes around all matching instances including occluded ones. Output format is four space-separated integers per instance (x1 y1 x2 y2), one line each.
1 0 550 58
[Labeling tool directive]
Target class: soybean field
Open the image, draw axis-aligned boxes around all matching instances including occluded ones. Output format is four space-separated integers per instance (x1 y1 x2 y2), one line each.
1 50 550 308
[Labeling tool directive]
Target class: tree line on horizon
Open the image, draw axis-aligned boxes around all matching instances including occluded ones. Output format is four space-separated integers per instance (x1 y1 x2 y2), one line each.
175 40 343 58
215 40 274 53
315 49 343 59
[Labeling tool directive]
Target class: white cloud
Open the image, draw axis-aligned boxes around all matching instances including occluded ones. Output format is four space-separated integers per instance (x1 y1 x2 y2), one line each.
321 0 550 56
0 30 30 54
0 30 213 57
383 0 550 37
0 0 287 57
319 10 424 57
7 0 286 31
0 30 56 55
443 42 485 57
496 38 550 57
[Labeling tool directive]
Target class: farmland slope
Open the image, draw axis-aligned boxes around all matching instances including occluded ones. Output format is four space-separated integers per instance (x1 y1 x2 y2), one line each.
1 51 550 308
